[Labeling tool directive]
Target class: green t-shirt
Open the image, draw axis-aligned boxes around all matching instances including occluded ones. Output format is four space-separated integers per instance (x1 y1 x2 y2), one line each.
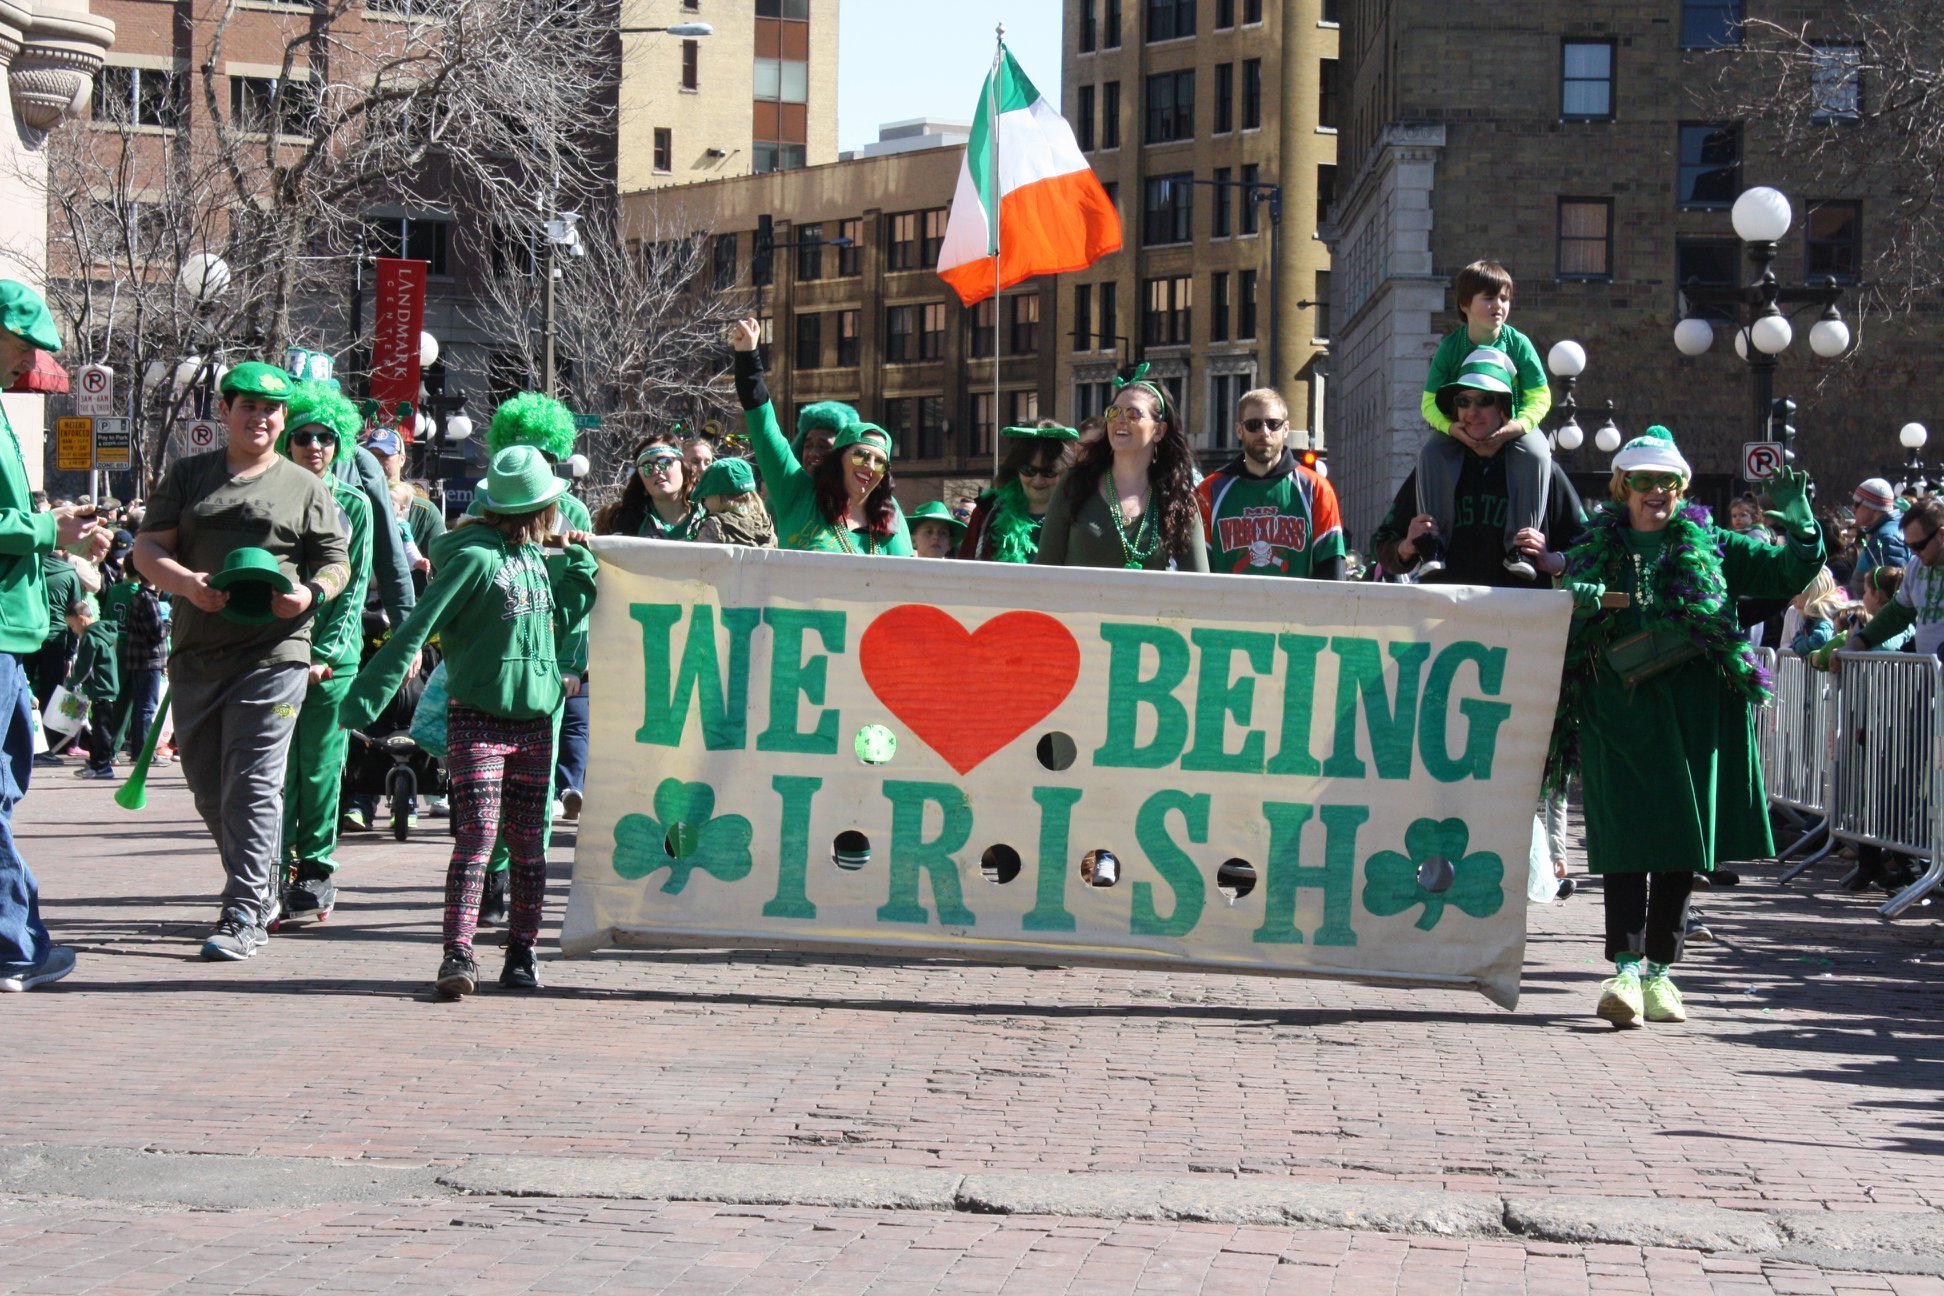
41 553 77 642
1422 322 1551 433
141 449 349 678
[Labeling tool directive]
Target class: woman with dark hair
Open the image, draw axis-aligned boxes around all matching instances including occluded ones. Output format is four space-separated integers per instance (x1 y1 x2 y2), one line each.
728 318 911 555
595 436 706 540
1034 366 1208 572
959 422 1077 562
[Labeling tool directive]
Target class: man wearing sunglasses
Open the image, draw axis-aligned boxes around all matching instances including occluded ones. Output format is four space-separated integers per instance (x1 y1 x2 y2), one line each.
1844 495 1944 660
1371 363 1584 589
1196 389 1345 579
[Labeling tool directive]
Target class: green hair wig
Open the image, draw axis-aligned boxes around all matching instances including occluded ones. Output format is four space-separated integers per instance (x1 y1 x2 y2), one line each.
488 391 577 461
278 380 361 461
791 400 859 454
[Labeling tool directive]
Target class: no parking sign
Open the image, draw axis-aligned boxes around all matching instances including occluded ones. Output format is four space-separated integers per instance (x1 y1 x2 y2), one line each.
1743 441 1785 482
74 365 113 418
187 420 220 452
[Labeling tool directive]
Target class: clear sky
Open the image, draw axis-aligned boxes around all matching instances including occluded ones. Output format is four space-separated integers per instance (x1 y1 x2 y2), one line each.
835 2 1063 152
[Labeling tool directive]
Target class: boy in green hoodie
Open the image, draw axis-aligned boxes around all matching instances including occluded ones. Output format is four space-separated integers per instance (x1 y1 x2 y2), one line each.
62 595 119 780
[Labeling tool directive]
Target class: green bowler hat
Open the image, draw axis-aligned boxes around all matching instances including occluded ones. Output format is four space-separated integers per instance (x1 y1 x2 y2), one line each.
474 444 570 514
0 281 62 353
209 546 295 625
691 456 756 499
220 361 295 402
906 499 966 540
832 423 895 458
1002 424 1078 442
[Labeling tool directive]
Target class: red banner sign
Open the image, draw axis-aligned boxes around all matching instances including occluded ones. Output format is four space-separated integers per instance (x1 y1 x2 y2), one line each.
369 257 426 430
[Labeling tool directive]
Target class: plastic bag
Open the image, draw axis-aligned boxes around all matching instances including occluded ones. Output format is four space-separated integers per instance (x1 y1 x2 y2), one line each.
42 684 87 737
1526 814 1557 905
408 661 449 759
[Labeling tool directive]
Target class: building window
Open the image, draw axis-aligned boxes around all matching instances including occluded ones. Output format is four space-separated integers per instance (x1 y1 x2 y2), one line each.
1216 0 1234 28
1240 163 1261 234
1142 275 1192 347
1561 41 1614 120
1313 270 1331 340
922 209 948 265
1072 284 1092 352
880 397 910 449
1212 166 1232 237
795 313 822 370
838 218 862 276
1098 281 1118 351
1104 0 1121 47
969 299 996 355
921 302 947 360
92 65 185 128
1077 84 1096 151
1243 59 1264 130
1145 70 1194 144
1237 269 1258 340
797 223 823 280
1557 198 1614 280
1244 0 1262 22
1009 389 1040 426
682 39 699 90
1681 0 1742 49
1075 380 1115 421
1677 123 1740 210
971 392 996 458
1811 45 1861 122
714 232 737 288
230 75 318 136
1215 63 1234 134
365 216 451 276
755 0 809 15
1675 238 1740 321
1316 163 1337 226
885 306 916 363
1146 0 1195 41
837 310 860 365
1101 82 1122 149
754 57 809 104
753 143 806 172
1805 201 1862 283
1314 59 1337 131
1080 0 1096 52
1210 272 1230 343
916 396 946 460
886 212 919 270
1143 173 1194 246
653 128 673 172
1009 294 1039 354
1208 370 1252 449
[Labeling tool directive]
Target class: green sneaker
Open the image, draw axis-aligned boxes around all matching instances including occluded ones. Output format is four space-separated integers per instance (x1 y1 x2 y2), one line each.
1597 971 1644 1028
1642 974 1687 1023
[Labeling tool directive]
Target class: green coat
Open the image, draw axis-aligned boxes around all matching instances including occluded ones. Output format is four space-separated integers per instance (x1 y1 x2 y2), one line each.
1573 522 1821 875
66 619 120 704
312 478 373 672
745 401 912 556
0 407 61 654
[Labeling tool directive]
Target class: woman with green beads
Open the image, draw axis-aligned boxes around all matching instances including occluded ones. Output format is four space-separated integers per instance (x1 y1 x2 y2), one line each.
727 317 911 556
1034 365 1208 572
1552 427 1822 1029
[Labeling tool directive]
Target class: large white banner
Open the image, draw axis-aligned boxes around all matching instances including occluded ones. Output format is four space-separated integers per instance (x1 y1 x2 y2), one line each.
562 541 1572 1008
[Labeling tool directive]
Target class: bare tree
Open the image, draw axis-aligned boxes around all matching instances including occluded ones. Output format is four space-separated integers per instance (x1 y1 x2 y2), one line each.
1706 4 1944 312
470 204 747 502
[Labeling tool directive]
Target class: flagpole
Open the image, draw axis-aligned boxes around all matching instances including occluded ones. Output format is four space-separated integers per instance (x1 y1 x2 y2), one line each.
990 26 1004 477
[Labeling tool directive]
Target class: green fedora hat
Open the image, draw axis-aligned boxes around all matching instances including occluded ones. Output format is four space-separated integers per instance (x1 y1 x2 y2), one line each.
474 444 569 514
220 361 295 402
691 456 756 499
209 546 294 625
906 499 966 540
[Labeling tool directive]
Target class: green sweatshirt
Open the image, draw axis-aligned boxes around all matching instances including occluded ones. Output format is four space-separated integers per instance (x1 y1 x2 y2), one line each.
1420 322 1552 436
41 553 77 643
312 478 373 671
556 492 592 675
340 523 597 729
65 619 119 704
745 403 912 556
0 407 62 654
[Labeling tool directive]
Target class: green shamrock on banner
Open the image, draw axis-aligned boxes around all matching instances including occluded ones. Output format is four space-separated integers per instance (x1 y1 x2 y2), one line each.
612 779 754 894
1362 817 1504 932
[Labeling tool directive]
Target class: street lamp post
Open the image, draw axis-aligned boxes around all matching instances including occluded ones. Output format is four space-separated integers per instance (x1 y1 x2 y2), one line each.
1671 186 1853 458
1900 421 1929 494
1546 340 1587 452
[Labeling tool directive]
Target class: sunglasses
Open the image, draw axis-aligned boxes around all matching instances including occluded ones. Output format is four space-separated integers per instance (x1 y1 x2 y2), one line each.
848 449 889 472
1625 472 1686 493
287 430 334 448
638 456 681 474
1016 463 1060 480
1908 527 1940 554
1450 393 1503 411
1241 417 1288 433
1105 405 1157 424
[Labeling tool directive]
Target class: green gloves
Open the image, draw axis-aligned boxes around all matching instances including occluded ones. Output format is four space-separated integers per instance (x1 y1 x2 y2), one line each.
1763 466 1819 543
1565 580 1605 617
1808 641 1839 672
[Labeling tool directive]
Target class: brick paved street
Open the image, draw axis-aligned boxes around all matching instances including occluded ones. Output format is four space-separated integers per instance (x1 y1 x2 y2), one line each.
2 765 1941 1293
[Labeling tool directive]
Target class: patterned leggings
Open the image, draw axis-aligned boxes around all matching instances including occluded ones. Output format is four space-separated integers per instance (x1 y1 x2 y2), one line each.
444 705 555 949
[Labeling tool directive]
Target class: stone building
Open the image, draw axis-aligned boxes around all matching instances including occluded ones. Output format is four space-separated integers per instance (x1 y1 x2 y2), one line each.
1325 0 1942 543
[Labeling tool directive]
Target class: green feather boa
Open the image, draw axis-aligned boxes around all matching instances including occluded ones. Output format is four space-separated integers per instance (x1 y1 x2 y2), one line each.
982 480 1044 563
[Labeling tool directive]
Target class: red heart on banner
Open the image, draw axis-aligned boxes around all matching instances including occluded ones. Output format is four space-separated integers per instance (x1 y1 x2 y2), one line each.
858 605 1081 775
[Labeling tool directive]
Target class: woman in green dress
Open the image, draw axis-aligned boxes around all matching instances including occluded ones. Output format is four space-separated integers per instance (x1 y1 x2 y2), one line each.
595 437 706 540
728 317 911 556
1553 428 1822 1028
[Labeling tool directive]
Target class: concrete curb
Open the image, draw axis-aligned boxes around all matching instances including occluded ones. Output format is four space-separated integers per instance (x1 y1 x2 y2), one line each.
0 1145 449 1210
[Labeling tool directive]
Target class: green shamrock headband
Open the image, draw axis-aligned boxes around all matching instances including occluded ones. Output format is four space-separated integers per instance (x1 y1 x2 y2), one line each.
1111 361 1169 413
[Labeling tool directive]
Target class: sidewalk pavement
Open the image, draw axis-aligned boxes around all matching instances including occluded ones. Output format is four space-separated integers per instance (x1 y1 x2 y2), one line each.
2 761 1940 1294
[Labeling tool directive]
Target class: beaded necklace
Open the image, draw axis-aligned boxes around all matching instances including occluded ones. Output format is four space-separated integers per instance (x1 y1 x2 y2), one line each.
831 524 879 556
1107 482 1160 569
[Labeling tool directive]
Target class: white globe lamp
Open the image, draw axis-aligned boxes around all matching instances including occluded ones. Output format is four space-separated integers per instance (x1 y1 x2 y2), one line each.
445 409 474 441
1731 186 1793 244
1750 313 1794 355
567 453 590 478
418 331 440 368
1734 328 1750 361
1809 315 1851 358
1900 422 1928 451
178 252 231 302
1547 340 1587 378
1673 318 1714 357
1555 420 1584 451
172 355 203 389
1594 420 1623 454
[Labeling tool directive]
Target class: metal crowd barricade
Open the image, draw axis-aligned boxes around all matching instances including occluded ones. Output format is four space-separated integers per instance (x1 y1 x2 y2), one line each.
1826 651 1944 919
1763 649 1838 879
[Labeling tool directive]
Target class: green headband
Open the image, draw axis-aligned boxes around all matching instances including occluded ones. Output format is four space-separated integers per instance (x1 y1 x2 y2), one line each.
1111 361 1168 411
635 444 682 468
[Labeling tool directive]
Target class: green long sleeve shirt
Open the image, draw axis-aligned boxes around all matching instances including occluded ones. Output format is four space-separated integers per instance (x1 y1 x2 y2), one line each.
0 406 62 654
312 478 373 671
745 401 913 556
1421 323 1552 435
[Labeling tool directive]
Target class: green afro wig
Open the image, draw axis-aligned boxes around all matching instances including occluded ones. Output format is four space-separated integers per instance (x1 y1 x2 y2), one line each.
488 391 577 461
278 380 361 461
791 400 858 455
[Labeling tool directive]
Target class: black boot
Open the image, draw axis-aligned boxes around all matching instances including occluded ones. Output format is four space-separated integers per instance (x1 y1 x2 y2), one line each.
478 870 509 927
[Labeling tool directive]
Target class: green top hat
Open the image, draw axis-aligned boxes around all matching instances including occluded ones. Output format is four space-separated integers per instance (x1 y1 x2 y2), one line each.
692 456 756 499
220 362 295 402
474 445 570 515
0 281 61 353
209 546 295 625
832 423 895 458
906 500 966 540
1434 346 1517 417
1002 424 1079 442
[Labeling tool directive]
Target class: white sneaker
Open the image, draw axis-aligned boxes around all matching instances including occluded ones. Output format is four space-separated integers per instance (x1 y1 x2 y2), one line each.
426 795 449 818
551 798 566 821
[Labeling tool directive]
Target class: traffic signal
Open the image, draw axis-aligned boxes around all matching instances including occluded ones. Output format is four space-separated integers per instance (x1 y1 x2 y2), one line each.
752 214 775 287
1297 448 1328 477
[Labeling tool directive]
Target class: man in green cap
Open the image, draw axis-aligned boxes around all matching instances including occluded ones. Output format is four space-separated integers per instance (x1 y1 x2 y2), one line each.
0 280 111 991
135 360 352 962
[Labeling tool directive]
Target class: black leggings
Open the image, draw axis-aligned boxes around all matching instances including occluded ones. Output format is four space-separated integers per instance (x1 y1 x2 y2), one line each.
1603 871 1696 965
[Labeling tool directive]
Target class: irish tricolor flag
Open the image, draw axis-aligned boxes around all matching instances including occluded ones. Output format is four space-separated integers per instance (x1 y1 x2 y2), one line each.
936 46 1122 307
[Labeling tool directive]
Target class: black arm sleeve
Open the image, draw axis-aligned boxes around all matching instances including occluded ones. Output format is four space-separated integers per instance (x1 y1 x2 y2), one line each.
1540 462 1588 553
733 347 770 413
1317 556 1347 582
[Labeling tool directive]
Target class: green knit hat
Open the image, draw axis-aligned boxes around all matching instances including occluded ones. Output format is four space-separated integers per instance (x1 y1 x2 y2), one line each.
487 391 576 461
906 500 966 540
220 362 295 403
832 423 894 458
278 380 360 460
0 280 61 353
793 400 858 455
692 456 756 498
1434 346 1518 417
1611 425 1692 480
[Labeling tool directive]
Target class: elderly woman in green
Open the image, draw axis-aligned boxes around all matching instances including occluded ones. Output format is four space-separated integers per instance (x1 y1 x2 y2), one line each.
1552 428 1822 1029
727 317 911 556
